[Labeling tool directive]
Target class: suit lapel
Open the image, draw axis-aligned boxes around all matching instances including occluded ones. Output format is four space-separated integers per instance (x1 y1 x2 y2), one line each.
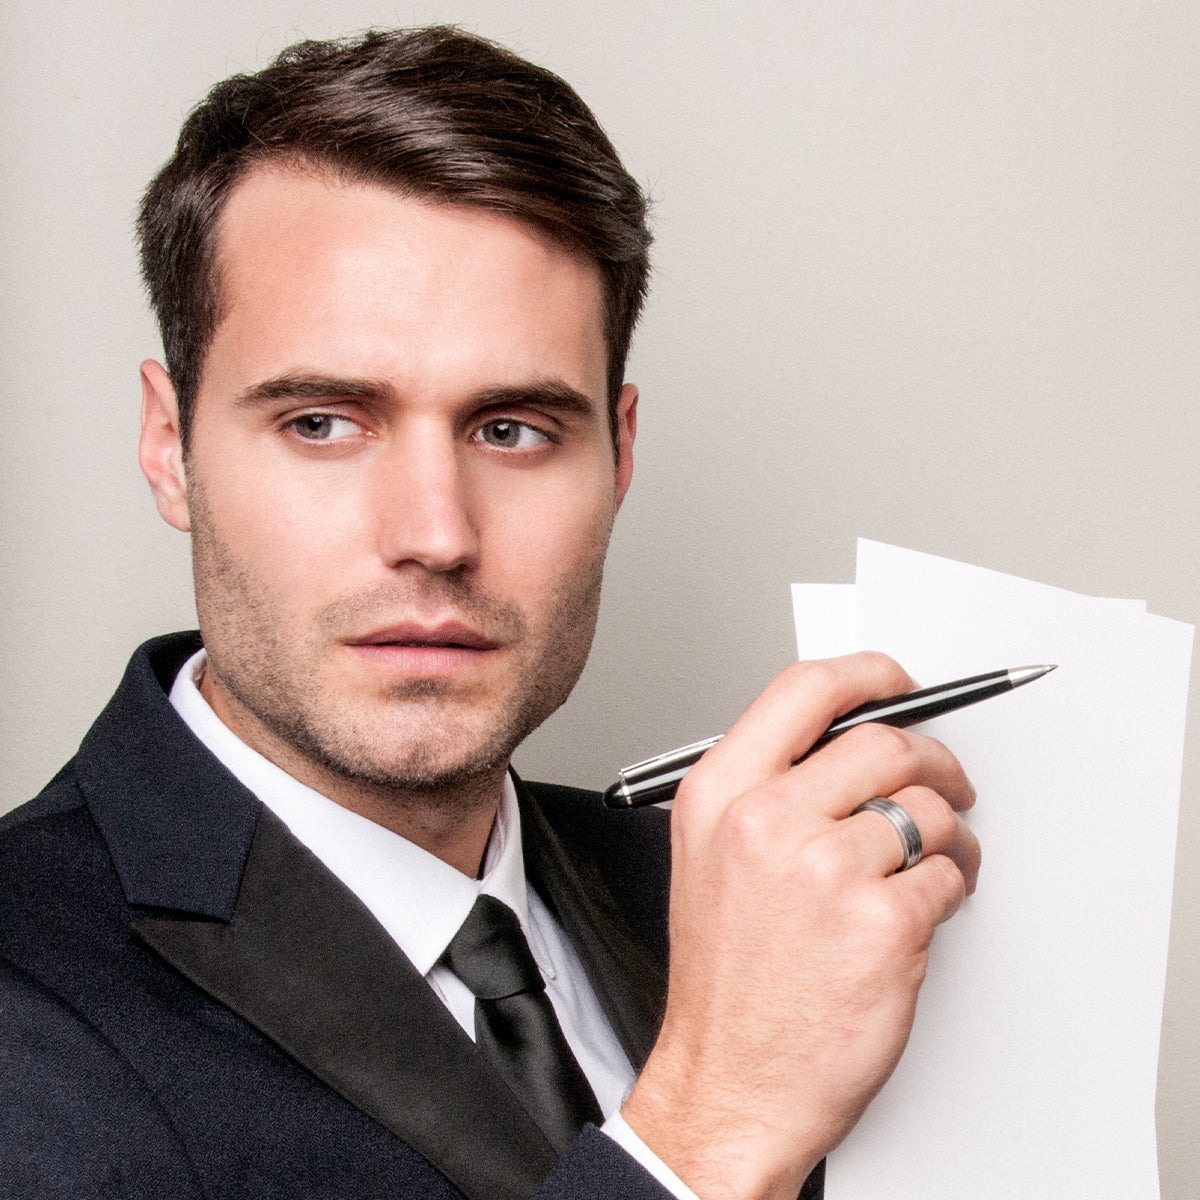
133 808 557 1200
518 782 666 1071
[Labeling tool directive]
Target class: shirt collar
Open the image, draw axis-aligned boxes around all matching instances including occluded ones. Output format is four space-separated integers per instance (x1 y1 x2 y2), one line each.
168 648 531 975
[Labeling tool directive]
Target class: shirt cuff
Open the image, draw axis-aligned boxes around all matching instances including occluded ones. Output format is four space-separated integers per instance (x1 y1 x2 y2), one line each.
600 1111 701 1200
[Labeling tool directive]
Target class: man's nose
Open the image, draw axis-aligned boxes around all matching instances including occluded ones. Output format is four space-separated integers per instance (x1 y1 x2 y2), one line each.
371 431 480 573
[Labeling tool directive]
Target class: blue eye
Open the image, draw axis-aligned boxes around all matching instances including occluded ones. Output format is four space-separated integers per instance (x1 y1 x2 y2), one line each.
291 413 361 441
476 420 550 449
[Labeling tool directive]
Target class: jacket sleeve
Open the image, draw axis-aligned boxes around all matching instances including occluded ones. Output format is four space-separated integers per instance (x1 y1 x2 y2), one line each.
534 1125 824 1200
532 1125 675 1200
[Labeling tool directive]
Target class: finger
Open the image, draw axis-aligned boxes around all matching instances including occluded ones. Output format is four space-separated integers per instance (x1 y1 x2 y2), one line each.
846 786 981 891
788 721 976 821
683 653 917 810
889 850 972 929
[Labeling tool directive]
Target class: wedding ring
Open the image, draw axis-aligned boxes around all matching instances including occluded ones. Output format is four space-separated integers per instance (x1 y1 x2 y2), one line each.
851 797 923 872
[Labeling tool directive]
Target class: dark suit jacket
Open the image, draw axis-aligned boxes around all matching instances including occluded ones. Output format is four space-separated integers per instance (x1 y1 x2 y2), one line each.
0 633 676 1199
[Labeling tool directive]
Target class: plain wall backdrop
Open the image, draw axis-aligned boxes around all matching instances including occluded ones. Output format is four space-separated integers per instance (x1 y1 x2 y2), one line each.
2 1 1197 1193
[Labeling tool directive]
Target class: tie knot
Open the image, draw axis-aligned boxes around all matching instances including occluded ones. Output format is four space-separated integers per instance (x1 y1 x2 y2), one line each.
442 894 544 1001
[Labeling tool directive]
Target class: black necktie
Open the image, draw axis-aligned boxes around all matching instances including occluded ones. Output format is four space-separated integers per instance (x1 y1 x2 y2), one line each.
441 894 603 1149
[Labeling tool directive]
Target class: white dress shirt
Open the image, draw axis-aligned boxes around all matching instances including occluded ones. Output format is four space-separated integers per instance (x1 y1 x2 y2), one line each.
169 649 695 1199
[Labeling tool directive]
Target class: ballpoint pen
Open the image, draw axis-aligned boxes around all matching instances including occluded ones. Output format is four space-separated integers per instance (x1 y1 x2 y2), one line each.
602 664 1056 809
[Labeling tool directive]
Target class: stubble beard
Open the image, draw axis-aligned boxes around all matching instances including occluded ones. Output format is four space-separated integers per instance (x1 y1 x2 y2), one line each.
187 482 608 815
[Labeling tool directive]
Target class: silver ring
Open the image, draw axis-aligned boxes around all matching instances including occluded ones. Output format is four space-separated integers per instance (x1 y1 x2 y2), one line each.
851 797 923 872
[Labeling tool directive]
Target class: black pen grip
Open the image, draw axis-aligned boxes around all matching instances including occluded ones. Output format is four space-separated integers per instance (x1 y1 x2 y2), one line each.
809 668 1010 750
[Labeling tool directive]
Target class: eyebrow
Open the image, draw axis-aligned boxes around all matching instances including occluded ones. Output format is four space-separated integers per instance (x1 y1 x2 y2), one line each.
234 374 599 418
469 381 598 419
234 374 396 407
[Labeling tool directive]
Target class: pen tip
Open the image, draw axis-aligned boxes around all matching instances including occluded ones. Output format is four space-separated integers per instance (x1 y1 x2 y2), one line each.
1009 664 1057 687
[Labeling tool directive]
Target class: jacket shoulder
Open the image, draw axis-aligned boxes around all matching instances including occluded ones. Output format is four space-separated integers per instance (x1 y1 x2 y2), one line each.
0 755 87 832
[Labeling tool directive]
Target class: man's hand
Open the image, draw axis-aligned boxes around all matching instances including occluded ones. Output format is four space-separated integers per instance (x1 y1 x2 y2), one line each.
621 653 981 1200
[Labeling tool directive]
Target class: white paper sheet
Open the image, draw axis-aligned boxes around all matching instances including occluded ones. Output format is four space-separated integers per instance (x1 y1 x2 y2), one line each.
792 540 1192 1199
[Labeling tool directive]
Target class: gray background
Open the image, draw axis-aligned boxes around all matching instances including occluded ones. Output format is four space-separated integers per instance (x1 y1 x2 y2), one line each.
2 1 1196 1192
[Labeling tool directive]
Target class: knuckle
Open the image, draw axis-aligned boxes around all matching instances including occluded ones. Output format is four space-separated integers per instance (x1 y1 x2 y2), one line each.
671 772 703 810
920 732 950 758
716 792 776 859
927 807 958 853
844 720 918 771
926 851 968 899
859 886 922 945
795 832 857 890
777 657 841 702
905 786 952 839
854 648 903 676
853 649 913 695
916 733 967 787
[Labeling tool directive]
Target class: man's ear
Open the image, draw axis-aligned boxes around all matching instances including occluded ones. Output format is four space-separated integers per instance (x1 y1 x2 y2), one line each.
614 382 637 511
138 360 191 532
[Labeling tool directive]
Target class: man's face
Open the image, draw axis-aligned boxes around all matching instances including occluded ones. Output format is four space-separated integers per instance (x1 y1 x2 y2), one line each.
141 165 634 809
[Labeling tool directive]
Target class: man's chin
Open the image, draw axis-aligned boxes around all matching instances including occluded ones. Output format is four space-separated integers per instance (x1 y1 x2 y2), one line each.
321 747 511 795
292 709 531 797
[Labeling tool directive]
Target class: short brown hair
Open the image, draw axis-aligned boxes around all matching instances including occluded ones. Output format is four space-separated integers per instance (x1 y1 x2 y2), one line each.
137 26 651 447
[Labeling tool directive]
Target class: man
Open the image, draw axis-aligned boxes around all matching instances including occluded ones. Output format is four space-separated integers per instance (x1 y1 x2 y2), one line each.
0 26 978 1200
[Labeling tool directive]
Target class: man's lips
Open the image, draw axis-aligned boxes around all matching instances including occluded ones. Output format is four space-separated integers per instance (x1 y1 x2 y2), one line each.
346 621 501 651
342 623 504 676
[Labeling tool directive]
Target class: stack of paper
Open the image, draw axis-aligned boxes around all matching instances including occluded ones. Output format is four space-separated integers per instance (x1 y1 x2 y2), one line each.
791 540 1192 1199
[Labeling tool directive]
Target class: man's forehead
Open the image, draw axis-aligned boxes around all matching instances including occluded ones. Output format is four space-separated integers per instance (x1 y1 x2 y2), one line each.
213 161 605 301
